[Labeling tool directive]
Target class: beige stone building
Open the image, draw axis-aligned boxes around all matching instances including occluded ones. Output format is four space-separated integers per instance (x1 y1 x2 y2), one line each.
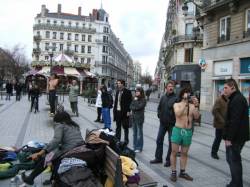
198 0 250 111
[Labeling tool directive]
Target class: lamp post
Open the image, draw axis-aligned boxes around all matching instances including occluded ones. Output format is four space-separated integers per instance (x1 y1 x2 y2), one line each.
48 46 56 75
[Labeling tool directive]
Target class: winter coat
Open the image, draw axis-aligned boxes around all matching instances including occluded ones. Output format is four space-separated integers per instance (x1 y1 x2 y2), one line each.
130 98 146 124
157 92 177 126
44 123 84 159
95 90 102 108
101 91 112 108
113 88 132 121
68 85 79 102
6 83 13 94
212 95 227 129
223 91 250 144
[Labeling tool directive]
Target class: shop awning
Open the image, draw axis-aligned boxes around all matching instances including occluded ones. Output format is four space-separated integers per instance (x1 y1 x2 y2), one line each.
37 66 50 76
84 70 96 78
64 67 80 76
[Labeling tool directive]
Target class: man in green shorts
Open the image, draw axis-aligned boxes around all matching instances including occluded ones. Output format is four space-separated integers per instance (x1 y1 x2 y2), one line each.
170 87 200 182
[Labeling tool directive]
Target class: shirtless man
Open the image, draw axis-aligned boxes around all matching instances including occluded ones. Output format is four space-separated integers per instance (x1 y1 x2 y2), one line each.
170 87 200 182
47 73 59 116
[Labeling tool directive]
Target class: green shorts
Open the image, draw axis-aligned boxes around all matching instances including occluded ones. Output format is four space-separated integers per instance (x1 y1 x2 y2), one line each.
171 126 193 146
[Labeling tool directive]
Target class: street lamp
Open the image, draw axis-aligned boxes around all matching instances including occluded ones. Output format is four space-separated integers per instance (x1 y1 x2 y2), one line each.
48 46 56 75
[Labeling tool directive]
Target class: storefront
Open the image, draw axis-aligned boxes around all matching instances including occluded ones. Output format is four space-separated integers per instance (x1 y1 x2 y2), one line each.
212 60 233 103
239 57 250 115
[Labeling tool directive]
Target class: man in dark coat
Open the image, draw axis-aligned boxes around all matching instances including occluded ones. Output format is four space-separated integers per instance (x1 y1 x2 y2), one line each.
150 81 177 167
113 79 132 143
5 80 13 100
223 79 249 187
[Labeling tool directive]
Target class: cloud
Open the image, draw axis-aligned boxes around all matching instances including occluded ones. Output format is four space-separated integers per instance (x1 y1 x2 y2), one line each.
0 0 169 76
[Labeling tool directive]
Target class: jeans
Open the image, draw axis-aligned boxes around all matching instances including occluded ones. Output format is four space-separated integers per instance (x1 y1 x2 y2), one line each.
226 142 245 187
211 129 223 154
31 96 39 112
133 119 144 151
16 93 21 101
155 123 173 162
102 108 111 129
115 111 129 143
49 90 56 114
6 93 11 100
70 102 78 115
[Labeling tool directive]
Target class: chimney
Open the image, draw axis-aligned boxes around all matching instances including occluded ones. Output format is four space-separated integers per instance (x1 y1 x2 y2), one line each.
92 9 98 20
41 5 46 17
58 4 61 13
78 7 81 16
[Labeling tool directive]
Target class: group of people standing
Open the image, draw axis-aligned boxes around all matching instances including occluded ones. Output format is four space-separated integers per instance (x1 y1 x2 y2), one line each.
94 79 147 152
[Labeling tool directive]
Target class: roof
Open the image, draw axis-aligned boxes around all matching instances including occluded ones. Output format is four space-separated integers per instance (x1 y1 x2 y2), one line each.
36 12 94 21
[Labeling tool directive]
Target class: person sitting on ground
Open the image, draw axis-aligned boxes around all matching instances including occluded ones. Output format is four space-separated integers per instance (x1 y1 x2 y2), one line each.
21 111 84 185
169 87 200 182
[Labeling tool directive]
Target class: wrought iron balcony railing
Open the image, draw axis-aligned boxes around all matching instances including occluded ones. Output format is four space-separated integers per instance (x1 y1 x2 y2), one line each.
202 0 234 12
172 34 203 44
217 34 230 43
243 30 250 39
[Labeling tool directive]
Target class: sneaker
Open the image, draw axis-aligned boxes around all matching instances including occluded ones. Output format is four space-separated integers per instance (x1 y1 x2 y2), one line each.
170 174 177 182
211 153 219 159
94 119 100 122
49 113 55 117
150 158 162 164
21 172 34 185
164 160 171 167
134 150 141 153
179 172 193 181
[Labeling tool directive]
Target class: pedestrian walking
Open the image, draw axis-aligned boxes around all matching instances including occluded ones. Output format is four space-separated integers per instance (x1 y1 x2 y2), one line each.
5 80 13 100
21 111 84 185
68 80 79 117
47 74 59 117
211 93 228 159
145 88 151 101
14 81 22 101
223 79 249 187
130 87 146 153
94 86 103 123
101 85 113 129
169 87 200 182
113 79 132 144
150 81 177 167
27 82 32 101
30 83 40 113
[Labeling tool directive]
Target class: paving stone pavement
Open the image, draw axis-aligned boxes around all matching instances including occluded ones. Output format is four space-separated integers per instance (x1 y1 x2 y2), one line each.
0 95 250 187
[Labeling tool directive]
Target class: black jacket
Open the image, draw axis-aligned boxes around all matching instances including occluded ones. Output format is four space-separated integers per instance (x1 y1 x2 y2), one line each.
157 92 177 126
113 88 132 121
223 91 249 143
101 91 112 108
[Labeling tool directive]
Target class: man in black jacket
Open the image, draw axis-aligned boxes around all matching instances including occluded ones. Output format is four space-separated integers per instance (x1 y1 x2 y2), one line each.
113 79 132 143
150 81 177 167
223 79 249 187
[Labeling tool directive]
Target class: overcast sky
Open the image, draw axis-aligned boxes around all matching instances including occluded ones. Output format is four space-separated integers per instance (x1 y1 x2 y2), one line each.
0 0 169 76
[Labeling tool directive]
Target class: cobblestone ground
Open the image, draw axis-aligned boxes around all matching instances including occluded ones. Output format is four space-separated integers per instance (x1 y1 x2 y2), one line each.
0 94 249 187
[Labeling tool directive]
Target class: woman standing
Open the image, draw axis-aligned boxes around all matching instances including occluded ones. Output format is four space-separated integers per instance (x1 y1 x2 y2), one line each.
101 85 112 129
130 87 146 153
68 80 79 116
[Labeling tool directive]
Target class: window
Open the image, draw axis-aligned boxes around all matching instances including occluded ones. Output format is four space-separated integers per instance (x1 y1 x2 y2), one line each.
46 31 50 39
53 20 57 25
67 43 71 50
75 45 78 52
88 46 91 53
67 33 71 40
52 43 56 51
87 58 91 64
246 9 250 30
187 2 195 15
74 57 78 62
47 19 50 24
81 58 85 63
88 35 92 42
82 34 85 41
185 23 193 35
89 23 92 28
184 48 193 63
69 22 72 27
82 23 85 28
36 31 40 36
45 56 49 60
38 20 41 24
102 46 108 53
103 36 108 43
102 55 108 64
45 43 49 51
219 16 231 42
75 34 79 41
59 44 64 51
81 45 85 53
60 33 64 40
102 67 107 74
61 21 64 26
52 32 57 39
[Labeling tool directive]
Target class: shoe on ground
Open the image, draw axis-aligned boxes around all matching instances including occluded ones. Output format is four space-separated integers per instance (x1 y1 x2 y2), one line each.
100 120 104 123
94 119 100 122
43 179 52 185
134 150 141 153
179 172 193 181
150 158 162 164
163 185 168 187
170 174 177 182
21 172 34 185
164 160 171 167
211 153 219 159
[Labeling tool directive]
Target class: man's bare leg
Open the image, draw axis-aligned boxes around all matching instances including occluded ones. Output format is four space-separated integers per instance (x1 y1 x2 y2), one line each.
170 143 179 182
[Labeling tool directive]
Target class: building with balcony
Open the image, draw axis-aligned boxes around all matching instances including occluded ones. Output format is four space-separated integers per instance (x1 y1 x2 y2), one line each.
157 0 203 95
32 4 131 89
197 0 250 111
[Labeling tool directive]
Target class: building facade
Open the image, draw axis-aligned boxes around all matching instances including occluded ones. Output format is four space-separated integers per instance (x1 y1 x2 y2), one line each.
198 0 250 111
32 4 131 88
133 61 142 87
156 0 203 94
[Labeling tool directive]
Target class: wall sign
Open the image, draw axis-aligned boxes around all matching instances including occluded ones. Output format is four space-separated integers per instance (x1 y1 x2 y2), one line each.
214 60 233 76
